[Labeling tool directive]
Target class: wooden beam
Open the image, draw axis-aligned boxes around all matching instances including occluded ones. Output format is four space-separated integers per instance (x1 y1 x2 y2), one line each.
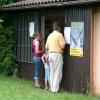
90 8 94 95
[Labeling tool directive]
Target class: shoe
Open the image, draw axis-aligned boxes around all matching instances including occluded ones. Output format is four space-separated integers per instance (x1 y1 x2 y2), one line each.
35 84 40 88
52 91 58 93
45 87 49 90
51 90 58 93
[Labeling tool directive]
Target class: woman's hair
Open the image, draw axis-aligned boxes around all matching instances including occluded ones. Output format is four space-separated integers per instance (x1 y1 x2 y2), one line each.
33 32 42 38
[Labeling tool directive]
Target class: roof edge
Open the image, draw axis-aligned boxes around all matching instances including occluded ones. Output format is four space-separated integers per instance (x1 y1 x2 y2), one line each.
0 0 100 11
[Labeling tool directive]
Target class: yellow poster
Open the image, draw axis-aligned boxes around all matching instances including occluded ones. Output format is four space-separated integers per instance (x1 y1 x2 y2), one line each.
70 48 83 57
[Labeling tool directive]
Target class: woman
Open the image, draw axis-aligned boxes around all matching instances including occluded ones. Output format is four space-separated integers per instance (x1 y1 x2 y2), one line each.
32 32 43 88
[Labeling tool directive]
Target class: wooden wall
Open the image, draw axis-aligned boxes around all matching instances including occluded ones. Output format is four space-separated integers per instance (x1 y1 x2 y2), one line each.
14 6 92 93
62 7 92 93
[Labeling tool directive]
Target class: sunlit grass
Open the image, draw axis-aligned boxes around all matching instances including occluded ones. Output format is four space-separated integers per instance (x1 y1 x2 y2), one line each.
0 75 100 100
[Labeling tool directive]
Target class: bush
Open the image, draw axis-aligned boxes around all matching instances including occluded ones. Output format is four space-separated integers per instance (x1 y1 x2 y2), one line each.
0 18 17 75
0 0 17 6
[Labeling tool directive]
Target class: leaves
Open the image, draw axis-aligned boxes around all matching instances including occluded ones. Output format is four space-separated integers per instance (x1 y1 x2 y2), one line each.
0 19 3 23
0 0 17 6
0 0 17 74
0 18 17 74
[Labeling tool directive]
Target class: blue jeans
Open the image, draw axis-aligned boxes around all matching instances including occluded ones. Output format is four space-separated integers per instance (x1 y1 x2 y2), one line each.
33 56 42 80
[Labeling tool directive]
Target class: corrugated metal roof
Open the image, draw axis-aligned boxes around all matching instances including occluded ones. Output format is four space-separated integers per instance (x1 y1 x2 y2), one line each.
2 0 64 8
1 0 100 11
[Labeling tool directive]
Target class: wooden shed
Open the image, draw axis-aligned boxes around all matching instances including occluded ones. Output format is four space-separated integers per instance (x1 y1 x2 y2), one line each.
0 0 100 95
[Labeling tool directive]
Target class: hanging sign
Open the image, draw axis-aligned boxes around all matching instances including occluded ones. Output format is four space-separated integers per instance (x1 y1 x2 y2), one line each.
70 22 84 57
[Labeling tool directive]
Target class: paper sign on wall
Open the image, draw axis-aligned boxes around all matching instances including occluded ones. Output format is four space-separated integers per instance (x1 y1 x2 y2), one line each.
29 22 35 37
64 27 71 44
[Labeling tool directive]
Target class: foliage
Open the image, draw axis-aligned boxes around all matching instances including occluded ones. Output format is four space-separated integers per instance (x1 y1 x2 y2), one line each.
0 0 17 75
0 0 17 6
0 16 17 74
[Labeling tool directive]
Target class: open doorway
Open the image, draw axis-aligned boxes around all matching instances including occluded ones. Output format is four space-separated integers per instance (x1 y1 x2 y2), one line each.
40 15 65 86
44 16 65 43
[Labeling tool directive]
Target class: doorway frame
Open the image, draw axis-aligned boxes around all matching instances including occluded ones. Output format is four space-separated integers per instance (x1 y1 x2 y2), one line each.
41 15 66 47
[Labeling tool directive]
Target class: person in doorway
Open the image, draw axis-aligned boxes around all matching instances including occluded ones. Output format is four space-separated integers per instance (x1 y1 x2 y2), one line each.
45 22 65 93
32 32 43 88
41 49 50 90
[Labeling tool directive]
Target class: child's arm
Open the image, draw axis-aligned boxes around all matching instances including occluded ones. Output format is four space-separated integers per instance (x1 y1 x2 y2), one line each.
41 54 46 64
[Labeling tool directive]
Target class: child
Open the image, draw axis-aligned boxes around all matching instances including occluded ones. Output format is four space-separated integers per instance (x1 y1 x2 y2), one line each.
41 49 50 90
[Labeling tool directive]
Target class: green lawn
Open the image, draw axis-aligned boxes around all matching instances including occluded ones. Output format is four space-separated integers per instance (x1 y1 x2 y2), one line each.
0 75 100 100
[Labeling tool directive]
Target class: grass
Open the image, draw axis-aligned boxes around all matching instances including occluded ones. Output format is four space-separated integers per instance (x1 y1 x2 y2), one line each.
0 75 100 100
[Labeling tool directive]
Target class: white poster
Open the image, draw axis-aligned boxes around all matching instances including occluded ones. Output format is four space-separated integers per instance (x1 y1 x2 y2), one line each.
70 22 84 57
64 27 71 44
29 22 35 37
